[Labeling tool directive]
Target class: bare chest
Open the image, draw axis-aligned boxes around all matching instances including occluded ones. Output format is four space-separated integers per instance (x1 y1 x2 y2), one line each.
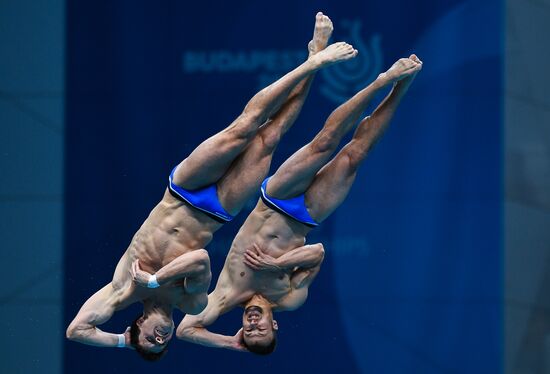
227 253 292 302
223 207 309 303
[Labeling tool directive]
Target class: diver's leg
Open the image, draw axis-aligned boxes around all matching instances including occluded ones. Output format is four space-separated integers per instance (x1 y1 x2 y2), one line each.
172 40 357 190
217 13 334 214
264 56 418 199
305 55 422 222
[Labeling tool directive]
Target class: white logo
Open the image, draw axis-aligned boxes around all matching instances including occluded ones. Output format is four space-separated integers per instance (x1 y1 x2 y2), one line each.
181 20 382 105
320 20 383 104
182 50 306 74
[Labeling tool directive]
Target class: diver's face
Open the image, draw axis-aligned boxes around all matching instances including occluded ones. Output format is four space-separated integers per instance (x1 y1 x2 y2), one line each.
138 314 174 353
242 306 277 346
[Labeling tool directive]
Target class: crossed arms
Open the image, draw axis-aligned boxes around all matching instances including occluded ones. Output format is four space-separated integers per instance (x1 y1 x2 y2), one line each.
131 249 211 293
176 243 325 350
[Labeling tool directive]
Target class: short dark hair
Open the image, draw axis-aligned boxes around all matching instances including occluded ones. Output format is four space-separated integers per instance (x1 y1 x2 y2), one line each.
129 315 168 361
242 332 277 355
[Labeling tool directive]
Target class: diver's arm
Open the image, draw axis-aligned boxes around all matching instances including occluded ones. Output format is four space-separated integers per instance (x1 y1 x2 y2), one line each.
176 291 247 351
131 249 210 288
244 243 325 272
65 284 132 348
274 254 324 312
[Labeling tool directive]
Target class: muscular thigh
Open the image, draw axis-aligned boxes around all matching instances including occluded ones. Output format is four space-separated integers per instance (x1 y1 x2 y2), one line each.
216 134 273 215
172 127 246 190
304 153 358 222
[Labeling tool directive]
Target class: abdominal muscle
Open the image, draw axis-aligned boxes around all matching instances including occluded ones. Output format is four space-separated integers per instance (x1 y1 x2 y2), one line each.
123 190 222 275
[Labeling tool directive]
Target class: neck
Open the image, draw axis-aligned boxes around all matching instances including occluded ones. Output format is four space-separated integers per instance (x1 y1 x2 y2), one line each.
245 294 273 311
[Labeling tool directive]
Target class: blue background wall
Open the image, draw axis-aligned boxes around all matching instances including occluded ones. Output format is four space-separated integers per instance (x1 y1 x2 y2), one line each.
64 0 503 373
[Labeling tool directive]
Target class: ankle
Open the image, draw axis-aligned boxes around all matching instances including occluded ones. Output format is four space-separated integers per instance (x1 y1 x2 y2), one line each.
375 73 393 87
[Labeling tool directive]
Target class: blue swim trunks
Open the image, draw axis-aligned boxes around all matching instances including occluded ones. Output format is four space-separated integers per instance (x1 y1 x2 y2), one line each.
260 177 319 228
168 166 234 223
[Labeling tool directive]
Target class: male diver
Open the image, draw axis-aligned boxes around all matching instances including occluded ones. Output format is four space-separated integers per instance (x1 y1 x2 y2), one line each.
66 12 354 360
174 54 423 354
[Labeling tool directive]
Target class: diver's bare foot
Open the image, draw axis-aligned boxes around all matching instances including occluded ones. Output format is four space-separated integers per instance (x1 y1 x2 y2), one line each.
308 12 333 56
394 54 423 89
378 55 423 85
309 42 358 68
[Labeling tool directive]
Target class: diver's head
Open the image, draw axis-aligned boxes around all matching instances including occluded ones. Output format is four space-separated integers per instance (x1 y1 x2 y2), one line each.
241 297 278 355
129 309 174 361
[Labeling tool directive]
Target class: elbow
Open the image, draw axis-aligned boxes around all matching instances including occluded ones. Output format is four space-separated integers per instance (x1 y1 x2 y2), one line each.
66 324 79 341
313 243 325 263
195 249 210 272
176 317 204 341
175 327 186 340
66 321 91 341
175 316 192 340
176 325 193 340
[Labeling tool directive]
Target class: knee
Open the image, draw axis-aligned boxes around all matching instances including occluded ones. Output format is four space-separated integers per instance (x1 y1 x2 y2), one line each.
258 125 282 151
242 106 264 124
240 103 267 128
342 146 366 170
226 125 255 144
311 129 340 154
227 112 263 142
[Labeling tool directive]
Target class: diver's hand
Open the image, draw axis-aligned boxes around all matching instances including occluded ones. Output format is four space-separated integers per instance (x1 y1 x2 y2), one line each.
131 259 154 288
243 244 282 272
228 328 248 352
123 326 134 349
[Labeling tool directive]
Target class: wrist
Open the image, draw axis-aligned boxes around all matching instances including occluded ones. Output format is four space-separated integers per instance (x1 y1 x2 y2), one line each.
147 274 160 288
272 257 287 270
116 333 126 348
374 73 392 88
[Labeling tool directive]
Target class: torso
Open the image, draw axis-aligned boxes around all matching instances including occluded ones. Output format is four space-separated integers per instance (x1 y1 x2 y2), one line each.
112 189 223 311
216 199 312 311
